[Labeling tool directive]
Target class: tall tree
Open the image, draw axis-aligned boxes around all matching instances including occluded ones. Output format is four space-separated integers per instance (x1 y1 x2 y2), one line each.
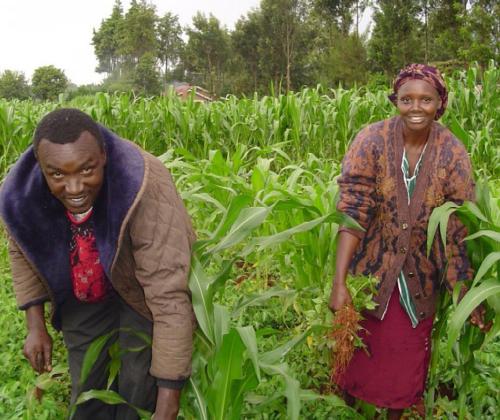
306 0 370 88
184 13 231 94
157 12 184 85
31 66 68 100
258 0 309 92
0 70 30 100
133 52 162 95
313 0 369 35
352 0 370 36
315 31 370 87
232 10 262 93
368 0 425 76
119 0 158 66
314 0 355 34
459 0 500 65
425 0 467 63
92 0 124 74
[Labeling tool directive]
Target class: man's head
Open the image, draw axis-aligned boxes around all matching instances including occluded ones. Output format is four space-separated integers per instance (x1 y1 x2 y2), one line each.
34 108 107 214
33 108 105 152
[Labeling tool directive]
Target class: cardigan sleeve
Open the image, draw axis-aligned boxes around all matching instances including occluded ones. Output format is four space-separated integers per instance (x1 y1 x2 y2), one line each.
7 235 50 310
336 127 379 240
128 156 196 384
442 144 475 290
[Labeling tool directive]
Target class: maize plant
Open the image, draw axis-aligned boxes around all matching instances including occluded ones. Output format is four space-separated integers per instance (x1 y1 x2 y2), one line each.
426 180 500 419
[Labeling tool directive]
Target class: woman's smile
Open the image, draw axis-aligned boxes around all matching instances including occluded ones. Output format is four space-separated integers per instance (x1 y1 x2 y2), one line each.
397 79 442 133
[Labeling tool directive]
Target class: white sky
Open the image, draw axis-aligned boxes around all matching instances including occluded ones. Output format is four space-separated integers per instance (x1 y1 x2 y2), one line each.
0 0 260 85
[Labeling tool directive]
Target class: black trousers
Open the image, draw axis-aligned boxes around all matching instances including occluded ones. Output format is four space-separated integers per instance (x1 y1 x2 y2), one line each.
60 293 157 419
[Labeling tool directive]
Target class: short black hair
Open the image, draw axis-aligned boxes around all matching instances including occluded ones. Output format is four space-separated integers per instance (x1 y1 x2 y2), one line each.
33 108 104 151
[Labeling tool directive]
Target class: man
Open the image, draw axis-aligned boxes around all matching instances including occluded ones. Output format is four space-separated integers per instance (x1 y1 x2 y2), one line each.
0 108 196 419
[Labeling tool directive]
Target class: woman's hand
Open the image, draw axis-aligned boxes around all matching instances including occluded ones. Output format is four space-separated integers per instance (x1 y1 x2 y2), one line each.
470 304 492 333
458 286 492 333
329 230 360 312
329 277 353 312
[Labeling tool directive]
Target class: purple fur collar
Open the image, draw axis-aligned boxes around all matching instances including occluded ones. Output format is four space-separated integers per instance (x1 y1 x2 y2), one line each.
0 126 145 317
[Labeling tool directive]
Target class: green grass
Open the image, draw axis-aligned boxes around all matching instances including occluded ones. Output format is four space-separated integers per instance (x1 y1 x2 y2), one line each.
0 234 69 419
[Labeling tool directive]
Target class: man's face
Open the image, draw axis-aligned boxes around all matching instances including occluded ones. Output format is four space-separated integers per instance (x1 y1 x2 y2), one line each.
37 131 106 214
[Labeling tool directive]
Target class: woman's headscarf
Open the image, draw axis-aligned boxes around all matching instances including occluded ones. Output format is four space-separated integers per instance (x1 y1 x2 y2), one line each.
388 63 448 120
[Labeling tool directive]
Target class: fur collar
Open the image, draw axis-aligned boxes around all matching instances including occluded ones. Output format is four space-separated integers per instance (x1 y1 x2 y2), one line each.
0 126 145 306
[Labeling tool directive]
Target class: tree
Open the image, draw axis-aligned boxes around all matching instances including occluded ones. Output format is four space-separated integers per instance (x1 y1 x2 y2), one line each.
31 66 68 100
368 0 425 76
317 31 370 87
304 3 370 89
92 0 159 90
459 0 500 65
0 70 30 100
424 0 467 63
119 0 158 66
133 52 162 95
313 0 369 36
258 0 309 92
184 13 231 94
232 11 262 93
157 12 184 85
314 0 354 34
92 0 125 74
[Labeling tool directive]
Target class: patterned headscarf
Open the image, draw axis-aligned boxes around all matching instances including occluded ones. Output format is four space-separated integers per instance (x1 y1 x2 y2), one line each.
389 63 448 120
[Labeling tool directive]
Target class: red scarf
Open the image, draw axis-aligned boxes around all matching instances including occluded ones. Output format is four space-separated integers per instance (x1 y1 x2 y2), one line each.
67 209 111 302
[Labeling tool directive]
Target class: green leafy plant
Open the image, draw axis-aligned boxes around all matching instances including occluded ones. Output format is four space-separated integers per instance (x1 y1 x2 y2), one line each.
426 180 499 419
329 275 378 380
183 196 358 419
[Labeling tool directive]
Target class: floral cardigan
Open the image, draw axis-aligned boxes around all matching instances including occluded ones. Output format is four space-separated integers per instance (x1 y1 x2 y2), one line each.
337 116 475 321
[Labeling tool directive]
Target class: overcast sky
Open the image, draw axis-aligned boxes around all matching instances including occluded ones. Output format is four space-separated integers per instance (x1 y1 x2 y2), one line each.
0 0 260 85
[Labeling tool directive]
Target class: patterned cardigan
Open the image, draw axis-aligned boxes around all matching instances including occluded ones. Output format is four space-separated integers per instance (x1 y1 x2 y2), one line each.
337 116 475 320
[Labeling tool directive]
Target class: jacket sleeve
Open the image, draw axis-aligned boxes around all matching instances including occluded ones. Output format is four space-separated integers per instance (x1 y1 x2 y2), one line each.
442 145 475 290
7 235 50 309
129 158 195 383
336 127 379 240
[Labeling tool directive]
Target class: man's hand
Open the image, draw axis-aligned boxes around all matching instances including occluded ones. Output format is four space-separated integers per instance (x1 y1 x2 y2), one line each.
153 387 181 420
24 304 52 373
329 277 353 312
470 304 492 333
24 328 52 373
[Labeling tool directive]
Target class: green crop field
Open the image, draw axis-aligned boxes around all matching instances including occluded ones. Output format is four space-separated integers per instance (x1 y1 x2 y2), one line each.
0 63 498 419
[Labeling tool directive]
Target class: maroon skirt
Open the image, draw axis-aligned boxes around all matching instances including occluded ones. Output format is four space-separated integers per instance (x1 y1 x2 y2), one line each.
337 287 434 409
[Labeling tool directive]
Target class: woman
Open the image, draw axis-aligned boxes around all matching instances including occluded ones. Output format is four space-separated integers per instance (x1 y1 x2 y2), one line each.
329 64 486 419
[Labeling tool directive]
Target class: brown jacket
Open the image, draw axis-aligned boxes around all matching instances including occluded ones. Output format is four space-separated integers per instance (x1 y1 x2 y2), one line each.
2 131 196 382
337 116 474 320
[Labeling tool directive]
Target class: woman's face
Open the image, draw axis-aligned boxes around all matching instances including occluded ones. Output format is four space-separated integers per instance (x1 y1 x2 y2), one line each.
396 79 441 133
